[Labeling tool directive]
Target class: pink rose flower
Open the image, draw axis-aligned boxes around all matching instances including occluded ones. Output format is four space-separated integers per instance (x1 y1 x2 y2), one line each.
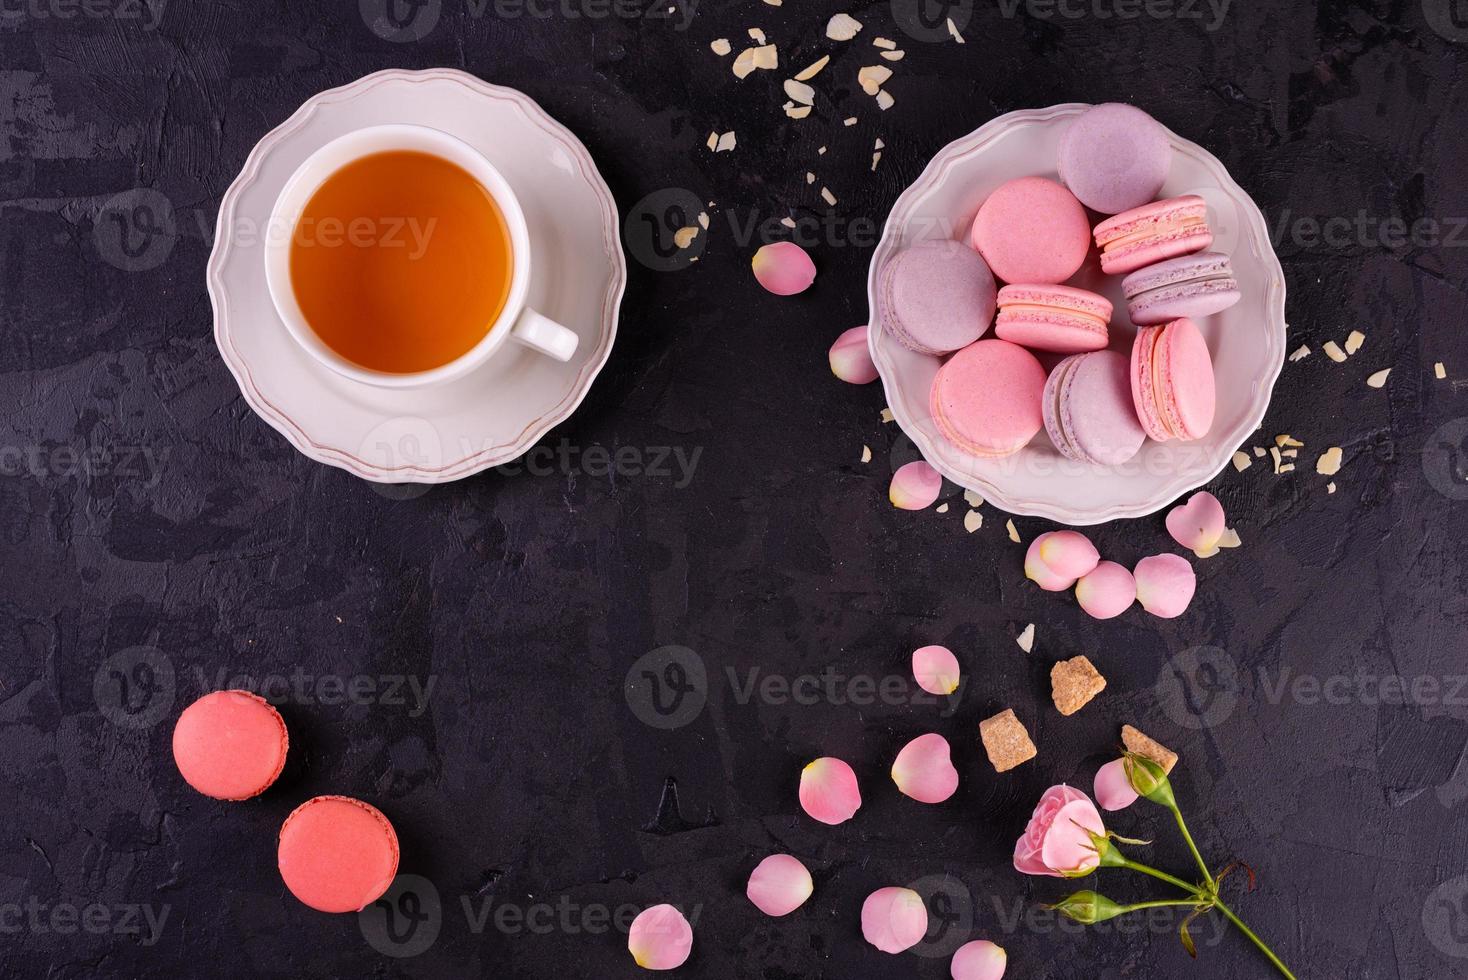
1013 785 1106 877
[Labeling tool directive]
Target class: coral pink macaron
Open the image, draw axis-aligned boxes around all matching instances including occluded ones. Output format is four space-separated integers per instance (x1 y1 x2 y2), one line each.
277 796 400 913
1093 194 1213 276
1043 350 1147 466
1130 318 1216 443
172 690 288 801
880 239 997 355
996 284 1112 354
970 177 1090 285
930 339 1047 458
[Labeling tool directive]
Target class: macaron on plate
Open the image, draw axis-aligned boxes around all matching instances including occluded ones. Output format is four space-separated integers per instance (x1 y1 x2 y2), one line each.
866 103 1286 524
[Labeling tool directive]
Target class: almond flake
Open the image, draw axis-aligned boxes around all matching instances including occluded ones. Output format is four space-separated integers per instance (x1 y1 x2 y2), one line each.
1282 448 1298 459
783 78 816 105
1327 481 1337 494
780 217 796 228
876 89 894 110
1270 446 1283 474
1253 447 1265 457
817 145 827 155
783 104 812 119
1435 362 1447 379
1016 623 1035 653
963 489 984 508
871 151 882 171
697 211 709 230
874 138 885 149
843 116 858 126
1323 341 1347 363
752 45 778 70
715 131 737 152
826 13 863 41
1006 519 1020 543
1289 345 1311 362
732 48 758 79
858 65 892 95
1317 447 1343 476
963 510 982 533
1232 451 1252 472
861 445 872 463
673 227 698 249
1217 528 1242 550
1279 463 1296 473
806 172 815 184
947 16 965 42
881 50 906 61
1275 434 1303 448
748 27 766 42
873 36 896 49
820 186 837 206
762 0 781 5
1345 330 1365 355
705 132 718 151
794 55 830 81
880 407 894 423
710 38 732 56
1366 368 1391 388
936 502 950 514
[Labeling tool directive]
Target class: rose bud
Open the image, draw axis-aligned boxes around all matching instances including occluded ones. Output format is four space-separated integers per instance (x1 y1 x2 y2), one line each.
1047 890 1126 925
1124 752 1176 808
1013 785 1106 878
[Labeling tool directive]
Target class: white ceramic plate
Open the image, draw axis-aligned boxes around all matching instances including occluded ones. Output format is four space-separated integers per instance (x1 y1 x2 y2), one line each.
867 103 1286 525
208 69 625 483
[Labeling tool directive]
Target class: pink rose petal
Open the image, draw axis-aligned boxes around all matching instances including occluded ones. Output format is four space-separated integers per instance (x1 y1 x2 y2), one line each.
1093 758 1140 812
1165 491 1226 558
1024 530 1099 591
830 325 878 384
1074 561 1136 620
627 904 693 970
890 460 942 510
799 757 861 825
752 241 816 296
1133 553 1197 618
1013 785 1106 877
912 645 961 696
951 940 1008 980
891 733 959 804
746 854 813 917
861 887 928 954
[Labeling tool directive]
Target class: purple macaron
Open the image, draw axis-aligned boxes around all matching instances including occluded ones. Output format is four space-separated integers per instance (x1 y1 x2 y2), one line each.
880 240 997 355
1122 252 1241 326
1043 350 1147 466
1058 104 1172 215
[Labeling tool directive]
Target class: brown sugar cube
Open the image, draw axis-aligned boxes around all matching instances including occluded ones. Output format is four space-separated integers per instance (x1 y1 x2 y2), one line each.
980 709 1037 773
1122 725 1178 774
1050 656 1106 716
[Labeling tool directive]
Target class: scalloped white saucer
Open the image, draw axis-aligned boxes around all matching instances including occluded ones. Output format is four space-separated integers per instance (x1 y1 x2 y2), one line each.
867 103 1286 525
208 69 625 483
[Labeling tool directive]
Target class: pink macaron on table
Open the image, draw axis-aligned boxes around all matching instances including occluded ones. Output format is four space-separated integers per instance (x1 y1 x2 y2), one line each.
866 103 1286 525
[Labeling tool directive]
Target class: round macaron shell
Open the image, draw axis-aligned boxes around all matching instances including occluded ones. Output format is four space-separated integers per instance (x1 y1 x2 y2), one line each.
1093 195 1213 276
278 796 400 913
996 284 1111 353
881 240 997 355
1057 103 1172 215
931 339 1047 458
172 690 289 801
970 177 1090 285
1122 252 1241 325
1157 318 1216 440
1129 325 1171 442
1045 350 1146 466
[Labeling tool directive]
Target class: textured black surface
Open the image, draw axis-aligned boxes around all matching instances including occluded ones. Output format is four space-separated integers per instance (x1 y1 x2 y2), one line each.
3 1 1468 977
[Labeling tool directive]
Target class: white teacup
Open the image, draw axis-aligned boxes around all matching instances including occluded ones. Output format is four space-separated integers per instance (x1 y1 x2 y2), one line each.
263 123 578 389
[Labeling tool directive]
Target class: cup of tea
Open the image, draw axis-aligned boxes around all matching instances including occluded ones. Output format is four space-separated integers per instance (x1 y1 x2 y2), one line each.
263 124 578 388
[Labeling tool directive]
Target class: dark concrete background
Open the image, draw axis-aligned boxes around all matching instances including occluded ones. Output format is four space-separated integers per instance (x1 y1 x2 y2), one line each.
3 0 1468 977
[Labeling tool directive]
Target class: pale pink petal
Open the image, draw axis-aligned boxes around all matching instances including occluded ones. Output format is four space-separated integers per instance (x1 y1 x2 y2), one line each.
830 325 878 384
752 241 817 296
890 460 942 510
1074 561 1136 620
951 939 1008 980
1014 785 1103 878
628 904 693 970
912 645 960 695
1134 553 1197 618
799 757 862 825
891 733 959 804
1024 531 1099 591
861 887 928 954
1093 758 1140 812
1038 798 1105 875
746 854 813 917
1165 491 1226 557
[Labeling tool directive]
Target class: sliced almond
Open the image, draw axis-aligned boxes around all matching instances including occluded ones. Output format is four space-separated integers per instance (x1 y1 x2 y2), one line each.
715 131 737 152
783 78 816 105
871 151 882 172
1270 445 1283 474
697 211 709 230
1327 481 1337 494
857 65 892 95
1366 368 1391 388
794 55 830 81
817 145 827 155
783 104 812 119
881 49 906 61
873 36 896 49
1253 447 1265 457
1323 341 1347 363
843 116 858 126
1016 623 1035 653
936 502 950 514
861 445 872 463
673 227 699 249
705 132 718 151
780 216 796 228
963 510 982 533
875 89 895 110
1435 362 1447 379
820 187 837 206
1006 519 1020 543
732 48 758 79
880 407 894 423
1289 345 1311 362
752 44 778 70
1275 434 1304 448
947 16 965 42
710 38 732 56
874 138 885 149
1317 447 1343 476
825 13 862 41
1217 528 1242 550
1232 451 1252 472
747 27 766 43
963 489 984 508
805 172 815 184
1345 330 1365 355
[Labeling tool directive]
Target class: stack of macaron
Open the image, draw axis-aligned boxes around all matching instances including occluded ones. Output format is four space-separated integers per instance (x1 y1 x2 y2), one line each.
877 103 1240 472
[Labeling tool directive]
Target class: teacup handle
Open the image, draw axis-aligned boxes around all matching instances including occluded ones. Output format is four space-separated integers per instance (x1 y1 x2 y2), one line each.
511 308 579 362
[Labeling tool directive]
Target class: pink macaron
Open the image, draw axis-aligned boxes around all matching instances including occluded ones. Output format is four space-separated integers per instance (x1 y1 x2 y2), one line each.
930 339 1047 458
970 177 1090 285
996 284 1112 353
1130 318 1216 443
1093 195 1213 276
1122 251 1241 325
1043 350 1147 466
278 796 400 913
880 240 997 355
1058 103 1172 215
172 690 289 801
